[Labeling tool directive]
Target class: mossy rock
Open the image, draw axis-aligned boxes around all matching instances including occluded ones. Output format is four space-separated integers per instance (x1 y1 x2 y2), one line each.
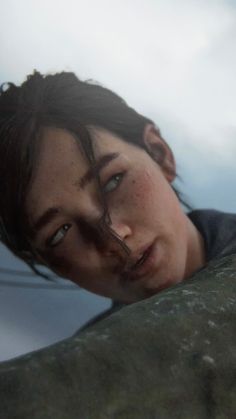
1 255 236 419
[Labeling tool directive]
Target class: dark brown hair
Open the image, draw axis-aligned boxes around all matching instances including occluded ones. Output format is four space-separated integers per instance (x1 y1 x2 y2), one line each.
0 71 189 276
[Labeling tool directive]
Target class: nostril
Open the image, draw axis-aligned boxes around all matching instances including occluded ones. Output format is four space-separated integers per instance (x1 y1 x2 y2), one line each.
112 224 132 242
103 225 131 257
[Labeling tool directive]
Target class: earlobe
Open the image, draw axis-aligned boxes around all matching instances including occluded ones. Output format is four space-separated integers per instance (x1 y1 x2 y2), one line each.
143 124 176 183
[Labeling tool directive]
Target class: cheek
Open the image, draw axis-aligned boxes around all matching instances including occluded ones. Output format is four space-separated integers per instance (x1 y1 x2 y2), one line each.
37 248 70 277
126 170 158 209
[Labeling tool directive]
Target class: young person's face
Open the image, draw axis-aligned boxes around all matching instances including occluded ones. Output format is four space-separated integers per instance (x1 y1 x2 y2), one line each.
26 125 205 303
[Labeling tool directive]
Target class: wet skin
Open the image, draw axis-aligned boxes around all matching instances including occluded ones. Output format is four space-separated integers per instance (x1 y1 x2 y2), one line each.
26 125 206 303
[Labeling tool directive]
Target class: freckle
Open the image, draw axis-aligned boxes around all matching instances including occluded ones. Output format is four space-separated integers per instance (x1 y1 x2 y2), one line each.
132 180 136 184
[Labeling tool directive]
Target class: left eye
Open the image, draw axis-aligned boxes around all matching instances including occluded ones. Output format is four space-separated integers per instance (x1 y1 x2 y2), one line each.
103 173 123 193
47 224 71 247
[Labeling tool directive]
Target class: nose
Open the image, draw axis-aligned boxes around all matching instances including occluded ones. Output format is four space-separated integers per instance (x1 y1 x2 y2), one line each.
78 199 132 257
100 215 132 258
109 220 132 242
93 214 132 258
79 213 132 249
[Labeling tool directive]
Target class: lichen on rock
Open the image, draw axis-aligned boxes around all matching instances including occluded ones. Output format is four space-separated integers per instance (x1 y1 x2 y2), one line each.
1 254 236 419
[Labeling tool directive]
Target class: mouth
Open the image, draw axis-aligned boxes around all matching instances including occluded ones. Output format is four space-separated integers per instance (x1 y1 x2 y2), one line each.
131 246 152 270
123 241 156 281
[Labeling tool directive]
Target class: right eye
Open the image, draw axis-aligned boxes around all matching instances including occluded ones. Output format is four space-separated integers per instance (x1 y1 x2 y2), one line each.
47 224 71 247
103 173 124 193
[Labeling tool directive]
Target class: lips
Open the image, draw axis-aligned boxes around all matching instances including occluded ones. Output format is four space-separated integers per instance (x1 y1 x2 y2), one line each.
123 241 156 281
131 246 152 270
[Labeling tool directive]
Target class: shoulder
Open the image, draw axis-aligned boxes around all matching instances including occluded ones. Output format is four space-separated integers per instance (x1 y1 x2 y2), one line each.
188 209 236 261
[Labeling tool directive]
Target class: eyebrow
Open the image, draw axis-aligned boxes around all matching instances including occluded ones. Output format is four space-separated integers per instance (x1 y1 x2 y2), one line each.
32 152 120 235
31 207 62 236
79 152 120 188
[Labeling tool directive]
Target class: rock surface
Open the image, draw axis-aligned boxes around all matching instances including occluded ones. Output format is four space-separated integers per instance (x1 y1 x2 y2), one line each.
1 255 236 419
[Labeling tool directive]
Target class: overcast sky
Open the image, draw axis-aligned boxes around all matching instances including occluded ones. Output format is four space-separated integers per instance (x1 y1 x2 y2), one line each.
0 0 236 361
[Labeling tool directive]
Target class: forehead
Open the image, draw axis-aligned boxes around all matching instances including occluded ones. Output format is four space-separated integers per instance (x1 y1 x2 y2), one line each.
25 127 137 220
34 126 134 166
32 127 88 181
30 126 140 179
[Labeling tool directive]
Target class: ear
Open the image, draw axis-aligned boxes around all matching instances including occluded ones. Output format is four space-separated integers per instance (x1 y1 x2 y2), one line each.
143 124 176 183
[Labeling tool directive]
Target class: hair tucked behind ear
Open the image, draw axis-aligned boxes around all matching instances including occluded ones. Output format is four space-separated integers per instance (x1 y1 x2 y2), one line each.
0 70 190 277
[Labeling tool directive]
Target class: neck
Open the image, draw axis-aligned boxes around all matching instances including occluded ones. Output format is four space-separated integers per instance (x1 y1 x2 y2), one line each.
185 217 207 280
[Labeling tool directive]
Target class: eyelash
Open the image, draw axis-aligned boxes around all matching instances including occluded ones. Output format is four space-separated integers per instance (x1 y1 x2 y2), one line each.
103 172 124 193
47 224 71 248
46 172 124 248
